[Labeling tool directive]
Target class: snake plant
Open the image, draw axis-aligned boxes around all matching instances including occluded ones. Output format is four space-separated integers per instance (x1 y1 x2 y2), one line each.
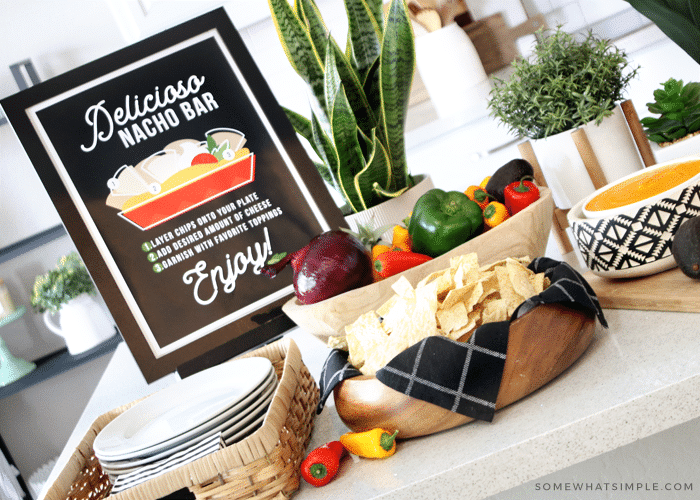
624 0 700 65
269 0 415 214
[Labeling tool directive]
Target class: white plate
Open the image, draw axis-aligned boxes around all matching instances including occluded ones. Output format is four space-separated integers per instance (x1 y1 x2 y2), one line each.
100 375 278 474
94 357 273 459
223 409 267 446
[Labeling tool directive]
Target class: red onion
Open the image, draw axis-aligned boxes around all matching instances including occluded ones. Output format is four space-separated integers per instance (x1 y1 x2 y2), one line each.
262 230 373 304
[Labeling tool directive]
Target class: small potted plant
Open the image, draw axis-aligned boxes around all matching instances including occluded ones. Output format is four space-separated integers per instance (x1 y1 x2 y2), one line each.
268 0 432 237
31 253 114 355
639 78 700 163
488 27 642 209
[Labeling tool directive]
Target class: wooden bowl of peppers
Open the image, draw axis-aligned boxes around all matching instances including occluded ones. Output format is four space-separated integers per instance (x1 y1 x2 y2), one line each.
281 185 555 342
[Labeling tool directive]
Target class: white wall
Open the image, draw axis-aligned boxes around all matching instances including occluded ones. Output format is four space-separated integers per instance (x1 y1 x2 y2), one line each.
0 1 128 248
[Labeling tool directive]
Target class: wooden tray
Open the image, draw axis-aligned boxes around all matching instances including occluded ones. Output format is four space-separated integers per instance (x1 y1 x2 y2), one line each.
584 267 700 312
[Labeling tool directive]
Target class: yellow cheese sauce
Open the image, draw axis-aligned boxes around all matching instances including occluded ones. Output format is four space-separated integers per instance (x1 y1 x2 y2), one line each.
585 158 700 212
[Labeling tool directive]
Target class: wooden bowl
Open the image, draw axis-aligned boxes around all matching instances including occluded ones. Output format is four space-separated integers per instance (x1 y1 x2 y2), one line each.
333 302 595 438
283 187 554 341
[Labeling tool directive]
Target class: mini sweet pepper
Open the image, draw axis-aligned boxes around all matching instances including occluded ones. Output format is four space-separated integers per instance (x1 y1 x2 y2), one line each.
504 177 540 215
340 428 399 458
408 189 483 257
300 441 346 487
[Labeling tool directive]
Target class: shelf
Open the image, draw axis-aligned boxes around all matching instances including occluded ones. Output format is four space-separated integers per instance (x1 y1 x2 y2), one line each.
0 332 122 400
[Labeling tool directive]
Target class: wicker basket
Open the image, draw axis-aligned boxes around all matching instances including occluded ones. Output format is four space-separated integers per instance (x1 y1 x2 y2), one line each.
44 337 319 500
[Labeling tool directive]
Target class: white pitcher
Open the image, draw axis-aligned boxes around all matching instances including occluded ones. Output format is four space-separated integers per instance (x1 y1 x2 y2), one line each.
43 294 115 355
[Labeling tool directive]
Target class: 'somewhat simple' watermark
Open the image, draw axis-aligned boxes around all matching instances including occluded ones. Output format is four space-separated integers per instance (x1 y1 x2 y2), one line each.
535 482 693 492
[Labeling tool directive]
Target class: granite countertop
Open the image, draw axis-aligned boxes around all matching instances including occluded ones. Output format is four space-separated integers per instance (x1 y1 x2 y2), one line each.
41 297 700 500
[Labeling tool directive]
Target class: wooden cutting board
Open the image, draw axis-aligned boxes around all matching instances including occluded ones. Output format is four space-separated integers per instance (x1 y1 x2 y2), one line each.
584 267 700 312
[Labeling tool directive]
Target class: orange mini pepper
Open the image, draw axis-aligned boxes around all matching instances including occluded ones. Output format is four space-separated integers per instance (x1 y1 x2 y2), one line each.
464 185 490 210
483 201 510 229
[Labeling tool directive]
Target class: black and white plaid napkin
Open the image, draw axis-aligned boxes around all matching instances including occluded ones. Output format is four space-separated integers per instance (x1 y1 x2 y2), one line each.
317 258 606 421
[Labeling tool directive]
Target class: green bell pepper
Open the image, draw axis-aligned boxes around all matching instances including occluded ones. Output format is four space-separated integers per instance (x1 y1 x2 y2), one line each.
408 189 483 257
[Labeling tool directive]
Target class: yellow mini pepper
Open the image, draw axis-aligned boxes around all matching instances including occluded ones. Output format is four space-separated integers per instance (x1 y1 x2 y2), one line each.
391 225 411 252
339 428 399 458
483 200 510 229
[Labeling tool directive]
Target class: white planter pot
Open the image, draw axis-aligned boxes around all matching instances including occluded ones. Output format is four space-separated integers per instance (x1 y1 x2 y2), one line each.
530 103 646 209
345 175 435 242
43 294 115 355
415 23 491 120
651 132 700 164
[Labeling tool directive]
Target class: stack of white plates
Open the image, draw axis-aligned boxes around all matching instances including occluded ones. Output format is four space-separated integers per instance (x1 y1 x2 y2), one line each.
93 357 277 479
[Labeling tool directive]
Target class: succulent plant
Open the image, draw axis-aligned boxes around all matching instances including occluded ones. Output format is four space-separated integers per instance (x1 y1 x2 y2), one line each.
624 0 700 65
487 27 638 140
268 0 415 214
640 78 700 144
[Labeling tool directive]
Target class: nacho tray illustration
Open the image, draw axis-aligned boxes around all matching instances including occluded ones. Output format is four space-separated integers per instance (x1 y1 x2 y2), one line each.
106 129 255 230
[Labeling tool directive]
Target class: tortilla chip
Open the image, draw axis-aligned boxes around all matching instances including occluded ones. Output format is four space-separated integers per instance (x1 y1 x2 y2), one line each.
482 298 509 323
437 302 469 333
392 276 415 300
344 311 387 370
327 335 348 351
506 259 537 299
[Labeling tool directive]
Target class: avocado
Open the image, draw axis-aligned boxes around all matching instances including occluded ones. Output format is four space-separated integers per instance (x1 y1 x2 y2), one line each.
485 159 535 204
672 216 700 279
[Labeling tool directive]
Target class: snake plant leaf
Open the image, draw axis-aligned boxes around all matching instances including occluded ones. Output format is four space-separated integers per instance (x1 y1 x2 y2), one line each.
345 0 382 74
624 0 700 64
362 57 382 122
311 111 339 187
269 0 327 112
298 0 329 67
282 107 315 147
319 35 376 133
380 0 414 191
365 0 383 28
353 128 391 208
324 38 343 116
283 107 336 184
330 85 367 212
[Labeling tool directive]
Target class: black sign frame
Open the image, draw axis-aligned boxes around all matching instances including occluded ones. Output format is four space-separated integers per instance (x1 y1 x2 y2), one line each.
1 8 347 382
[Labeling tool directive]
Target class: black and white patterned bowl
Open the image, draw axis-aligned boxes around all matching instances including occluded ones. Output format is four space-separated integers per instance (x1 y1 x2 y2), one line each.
568 158 700 278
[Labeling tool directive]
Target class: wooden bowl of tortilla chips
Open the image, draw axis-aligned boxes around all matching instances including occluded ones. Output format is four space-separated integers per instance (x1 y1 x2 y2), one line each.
333 302 595 438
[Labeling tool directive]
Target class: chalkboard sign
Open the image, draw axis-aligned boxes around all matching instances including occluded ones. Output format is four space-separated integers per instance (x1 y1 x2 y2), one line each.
1 8 347 381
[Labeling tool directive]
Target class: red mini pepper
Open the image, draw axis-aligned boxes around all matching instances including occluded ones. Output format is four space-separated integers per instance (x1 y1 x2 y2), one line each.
300 441 346 487
374 250 432 279
504 177 540 215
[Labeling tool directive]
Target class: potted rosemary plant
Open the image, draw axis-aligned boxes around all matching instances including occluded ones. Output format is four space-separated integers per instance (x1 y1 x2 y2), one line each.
488 27 642 209
31 253 114 355
269 0 432 235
